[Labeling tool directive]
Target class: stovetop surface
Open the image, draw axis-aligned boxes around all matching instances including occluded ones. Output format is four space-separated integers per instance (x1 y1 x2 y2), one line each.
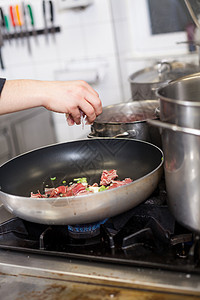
0 179 199 275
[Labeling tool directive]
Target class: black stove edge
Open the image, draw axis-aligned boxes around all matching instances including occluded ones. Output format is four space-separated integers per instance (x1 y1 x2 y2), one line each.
0 244 198 275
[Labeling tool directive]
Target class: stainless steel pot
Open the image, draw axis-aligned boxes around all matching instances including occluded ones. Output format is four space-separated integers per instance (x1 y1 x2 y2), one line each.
89 100 162 148
148 119 200 234
157 72 200 129
128 61 200 100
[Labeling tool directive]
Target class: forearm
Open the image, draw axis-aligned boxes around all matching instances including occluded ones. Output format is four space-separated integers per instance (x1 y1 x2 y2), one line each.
0 79 46 115
0 79 102 125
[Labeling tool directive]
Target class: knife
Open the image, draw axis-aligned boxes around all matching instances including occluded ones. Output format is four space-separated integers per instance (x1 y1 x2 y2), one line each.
22 2 31 54
27 4 38 44
9 5 18 44
0 7 10 44
0 24 4 69
15 5 24 44
49 0 55 41
4 15 11 44
42 0 49 43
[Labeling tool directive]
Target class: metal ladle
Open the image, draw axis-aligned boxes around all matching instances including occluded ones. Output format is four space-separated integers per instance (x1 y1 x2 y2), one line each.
178 0 200 66
184 0 200 29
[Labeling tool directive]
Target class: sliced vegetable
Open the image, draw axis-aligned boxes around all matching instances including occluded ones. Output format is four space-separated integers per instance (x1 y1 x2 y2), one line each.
98 185 108 192
31 170 133 198
74 177 87 184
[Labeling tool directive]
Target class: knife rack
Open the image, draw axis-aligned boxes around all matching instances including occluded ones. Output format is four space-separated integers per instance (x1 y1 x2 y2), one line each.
2 26 61 40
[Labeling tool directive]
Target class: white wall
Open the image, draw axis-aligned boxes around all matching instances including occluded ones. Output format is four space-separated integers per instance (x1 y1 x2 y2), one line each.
0 0 198 143
111 0 199 101
0 0 127 142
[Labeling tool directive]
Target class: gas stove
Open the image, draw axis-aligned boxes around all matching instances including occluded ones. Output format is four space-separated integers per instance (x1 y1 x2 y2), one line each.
0 179 200 298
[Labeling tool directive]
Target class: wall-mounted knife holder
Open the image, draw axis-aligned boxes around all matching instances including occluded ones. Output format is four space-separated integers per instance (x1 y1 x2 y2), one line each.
2 26 61 40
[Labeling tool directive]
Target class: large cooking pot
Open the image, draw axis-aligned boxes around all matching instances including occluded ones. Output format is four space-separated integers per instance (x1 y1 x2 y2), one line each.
0 139 163 225
156 72 200 129
147 72 200 233
89 100 162 148
148 120 200 234
128 61 200 100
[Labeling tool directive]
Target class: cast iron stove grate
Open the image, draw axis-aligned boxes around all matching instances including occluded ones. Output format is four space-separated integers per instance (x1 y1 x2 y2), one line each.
0 180 199 274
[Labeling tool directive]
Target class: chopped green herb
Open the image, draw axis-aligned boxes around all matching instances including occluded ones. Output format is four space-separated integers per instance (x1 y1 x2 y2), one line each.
50 177 56 181
98 185 108 192
62 180 66 184
74 177 87 184
74 178 80 181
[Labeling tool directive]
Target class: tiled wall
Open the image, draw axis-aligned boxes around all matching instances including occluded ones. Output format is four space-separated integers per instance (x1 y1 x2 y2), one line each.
0 0 198 143
0 0 132 143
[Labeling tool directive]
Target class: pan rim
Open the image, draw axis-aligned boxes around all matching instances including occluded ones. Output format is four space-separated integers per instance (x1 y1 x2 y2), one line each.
0 138 164 201
0 137 163 167
93 100 159 125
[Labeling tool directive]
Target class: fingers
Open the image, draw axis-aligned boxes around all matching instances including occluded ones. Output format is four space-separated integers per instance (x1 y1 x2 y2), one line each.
78 82 102 117
66 83 102 126
72 81 101 113
84 92 102 117
78 100 97 124
65 113 75 126
51 80 102 126
66 97 100 126
74 80 99 98
66 102 95 126
66 107 82 125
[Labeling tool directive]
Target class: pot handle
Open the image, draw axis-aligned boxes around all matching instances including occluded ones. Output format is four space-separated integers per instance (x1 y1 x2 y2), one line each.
148 119 200 136
114 130 137 138
155 106 160 118
88 129 137 139
87 133 104 139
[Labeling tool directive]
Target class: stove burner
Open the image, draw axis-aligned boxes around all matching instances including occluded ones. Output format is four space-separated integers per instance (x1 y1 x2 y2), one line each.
67 219 108 239
0 177 200 275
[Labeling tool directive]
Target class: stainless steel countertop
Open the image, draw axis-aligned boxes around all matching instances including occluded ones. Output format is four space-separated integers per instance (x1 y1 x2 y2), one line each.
0 247 200 299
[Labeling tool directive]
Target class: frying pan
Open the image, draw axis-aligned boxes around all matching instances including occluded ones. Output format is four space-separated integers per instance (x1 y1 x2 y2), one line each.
0 139 163 225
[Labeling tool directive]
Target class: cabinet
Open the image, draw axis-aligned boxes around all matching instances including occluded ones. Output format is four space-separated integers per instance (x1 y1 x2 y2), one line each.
0 108 57 165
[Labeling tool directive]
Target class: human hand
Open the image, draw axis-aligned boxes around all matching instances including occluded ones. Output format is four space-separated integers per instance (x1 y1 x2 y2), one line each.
42 80 102 126
0 79 102 126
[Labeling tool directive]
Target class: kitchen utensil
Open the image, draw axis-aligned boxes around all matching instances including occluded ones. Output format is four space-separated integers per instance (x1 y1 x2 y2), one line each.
27 4 38 44
42 0 49 42
49 0 55 40
184 0 200 29
0 43 4 70
148 119 200 234
89 100 162 148
15 5 24 44
151 73 200 232
156 72 200 129
0 21 4 70
9 6 18 44
4 15 11 44
0 139 163 225
128 61 200 100
0 7 10 45
22 2 31 54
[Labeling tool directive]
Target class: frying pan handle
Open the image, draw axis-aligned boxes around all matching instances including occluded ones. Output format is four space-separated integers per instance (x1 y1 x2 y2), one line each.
148 119 200 136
